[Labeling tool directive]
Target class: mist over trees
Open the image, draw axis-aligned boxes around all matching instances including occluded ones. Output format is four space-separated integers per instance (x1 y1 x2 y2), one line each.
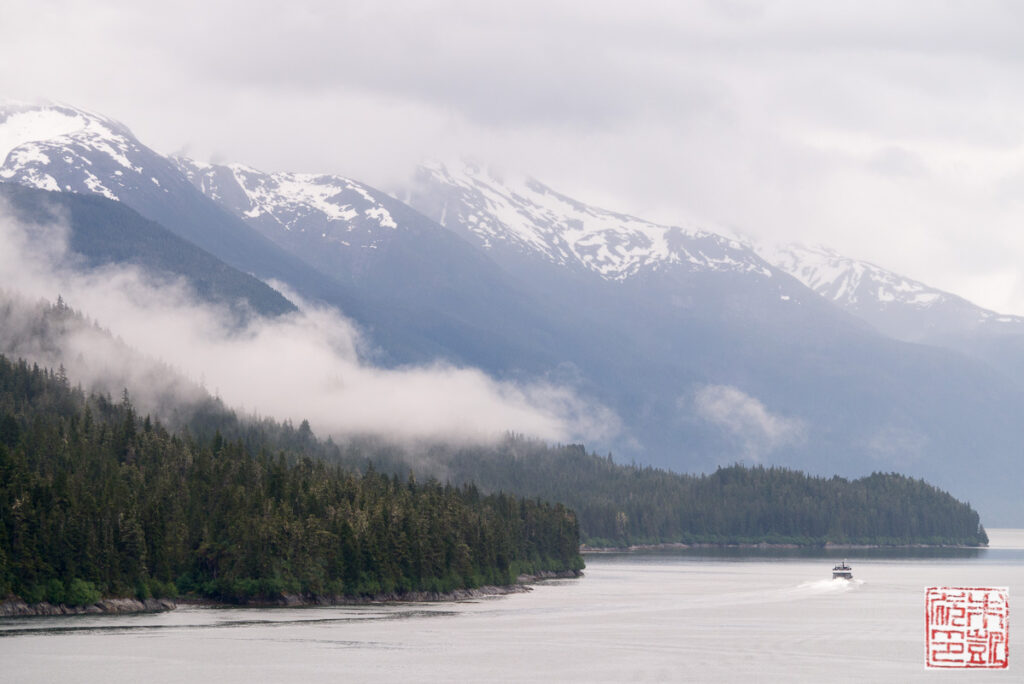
178 417 987 549
160 394 989 550
0 355 582 604
0 298 990 607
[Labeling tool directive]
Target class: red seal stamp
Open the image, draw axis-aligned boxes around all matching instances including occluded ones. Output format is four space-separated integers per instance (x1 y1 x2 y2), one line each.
925 586 1009 669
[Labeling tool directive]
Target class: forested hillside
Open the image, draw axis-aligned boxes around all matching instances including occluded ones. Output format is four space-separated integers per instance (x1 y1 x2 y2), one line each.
0 298 990 609
179 419 989 549
0 356 583 605
430 439 989 547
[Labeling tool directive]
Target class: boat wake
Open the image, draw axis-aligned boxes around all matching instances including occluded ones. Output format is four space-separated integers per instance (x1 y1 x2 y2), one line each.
793 578 865 595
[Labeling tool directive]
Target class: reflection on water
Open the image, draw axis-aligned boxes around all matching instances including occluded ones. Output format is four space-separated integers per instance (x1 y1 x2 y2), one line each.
588 544 997 562
589 528 1024 563
0 607 460 639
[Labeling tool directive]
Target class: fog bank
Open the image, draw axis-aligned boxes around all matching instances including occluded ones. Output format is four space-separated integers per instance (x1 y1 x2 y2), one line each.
0 203 619 445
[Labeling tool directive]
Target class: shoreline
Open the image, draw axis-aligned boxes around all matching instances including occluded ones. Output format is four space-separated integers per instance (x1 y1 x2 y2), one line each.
580 541 988 553
0 570 582 618
0 597 177 617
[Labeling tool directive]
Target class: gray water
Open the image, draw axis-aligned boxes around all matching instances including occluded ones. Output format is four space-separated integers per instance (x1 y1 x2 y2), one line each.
3 529 1022 682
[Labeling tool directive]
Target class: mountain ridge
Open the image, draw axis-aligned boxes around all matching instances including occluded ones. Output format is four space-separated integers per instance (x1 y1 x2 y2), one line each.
0 181 297 319
3 102 1024 523
403 161 778 283
756 241 1024 337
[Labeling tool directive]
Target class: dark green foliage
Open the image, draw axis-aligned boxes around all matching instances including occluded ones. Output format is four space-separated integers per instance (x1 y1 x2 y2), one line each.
433 438 989 547
175 404 989 551
0 355 582 603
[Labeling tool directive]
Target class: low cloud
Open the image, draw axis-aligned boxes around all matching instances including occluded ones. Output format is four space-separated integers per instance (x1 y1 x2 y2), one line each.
691 384 804 461
865 425 927 469
0 201 619 446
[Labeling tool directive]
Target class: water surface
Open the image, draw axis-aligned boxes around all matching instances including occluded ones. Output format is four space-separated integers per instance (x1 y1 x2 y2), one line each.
2 529 1021 682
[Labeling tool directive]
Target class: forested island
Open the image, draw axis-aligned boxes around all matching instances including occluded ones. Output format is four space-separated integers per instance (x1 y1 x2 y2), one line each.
431 440 989 548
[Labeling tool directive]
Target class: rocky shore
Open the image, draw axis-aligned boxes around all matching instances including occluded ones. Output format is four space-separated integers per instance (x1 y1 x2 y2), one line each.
0 597 177 617
0 570 583 617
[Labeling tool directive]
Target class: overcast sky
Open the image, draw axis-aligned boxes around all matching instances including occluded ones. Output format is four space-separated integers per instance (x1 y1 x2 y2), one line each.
4 1 1024 312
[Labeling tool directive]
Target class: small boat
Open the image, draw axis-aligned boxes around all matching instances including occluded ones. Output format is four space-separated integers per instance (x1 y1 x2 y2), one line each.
832 560 853 580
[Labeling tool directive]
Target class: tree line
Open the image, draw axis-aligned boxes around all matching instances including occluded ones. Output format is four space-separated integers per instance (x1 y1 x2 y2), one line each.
0 298 991 608
0 355 582 605
429 438 988 547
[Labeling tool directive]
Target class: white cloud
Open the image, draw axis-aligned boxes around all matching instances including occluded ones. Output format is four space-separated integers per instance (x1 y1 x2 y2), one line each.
0 201 619 446
691 384 804 461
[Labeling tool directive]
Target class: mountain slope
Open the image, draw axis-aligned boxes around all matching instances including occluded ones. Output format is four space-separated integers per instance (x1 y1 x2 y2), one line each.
4 105 1024 523
400 162 1024 525
757 242 1024 379
759 242 1024 340
174 160 404 258
0 182 296 318
172 158 604 375
0 103 564 368
0 102 355 305
401 161 776 282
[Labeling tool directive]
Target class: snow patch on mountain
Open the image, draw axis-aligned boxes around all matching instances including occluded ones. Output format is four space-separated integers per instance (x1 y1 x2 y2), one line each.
409 161 772 281
756 241 1024 330
175 158 401 248
0 102 161 202
0 106 86 165
229 165 377 226
762 242 947 308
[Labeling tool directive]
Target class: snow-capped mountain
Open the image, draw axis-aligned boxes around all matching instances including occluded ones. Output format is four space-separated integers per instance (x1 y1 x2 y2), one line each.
401 160 1024 349
174 160 401 252
5 101 1024 523
402 161 774 282
173 155 587 371
0 102 576 370
396 159 1024 524
757 242 1024 343
765 243 949 310
0 100 333 300
0 101 421 284
0 102 168 202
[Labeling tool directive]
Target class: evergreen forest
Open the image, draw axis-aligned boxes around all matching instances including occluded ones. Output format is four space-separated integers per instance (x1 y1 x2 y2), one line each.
0 298 990 606
430 439 988 548
0 355 583 605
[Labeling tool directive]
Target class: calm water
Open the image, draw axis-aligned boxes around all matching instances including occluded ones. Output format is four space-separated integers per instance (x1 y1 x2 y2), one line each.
2 529 1022 683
